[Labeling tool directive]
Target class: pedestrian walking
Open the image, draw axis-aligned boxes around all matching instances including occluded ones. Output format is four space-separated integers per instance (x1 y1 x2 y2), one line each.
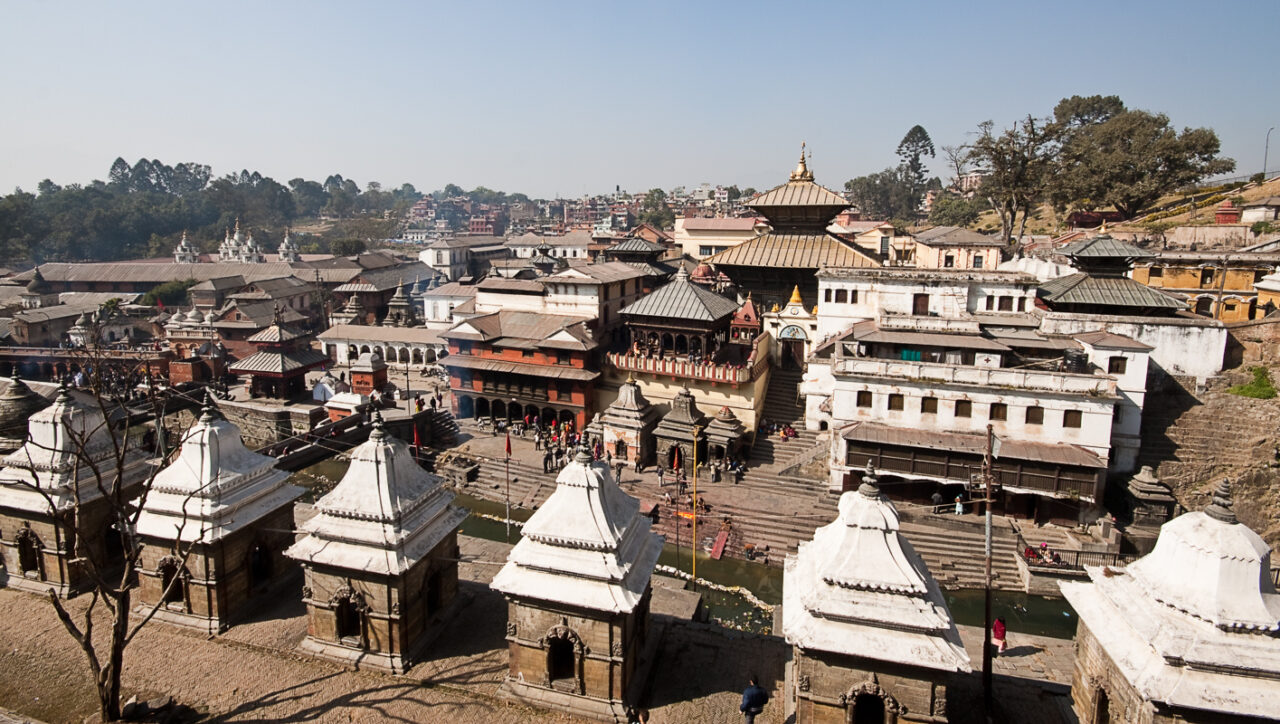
993 616 1008 654
931 490 944 513
543 450 553 474
657 466 665 487
614 460 624 482
740 677 769 724
954 495 964 515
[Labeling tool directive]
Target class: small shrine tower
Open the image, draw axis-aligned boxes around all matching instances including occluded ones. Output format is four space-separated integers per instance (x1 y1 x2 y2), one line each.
135 394 303 632
227 309 328 400
586 373 659 467
0 384 150 597
286 413 466 672
783 463 971 722
490 445 663 720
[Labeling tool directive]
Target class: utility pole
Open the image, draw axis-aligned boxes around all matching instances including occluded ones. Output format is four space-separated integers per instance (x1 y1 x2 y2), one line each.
692 425 702 589
982 423 995 720
1265 127 1275 181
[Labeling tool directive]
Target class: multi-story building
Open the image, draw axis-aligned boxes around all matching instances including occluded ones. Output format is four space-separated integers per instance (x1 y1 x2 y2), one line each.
912 226 1004 271
1130 250 1280 321
504 231 591 261
674 217 767 260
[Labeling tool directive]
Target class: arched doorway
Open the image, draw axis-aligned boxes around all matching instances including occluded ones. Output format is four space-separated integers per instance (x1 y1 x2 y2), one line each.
158 557 186 608
852 693 885 724
558 409 574 427
412 348 423 364
398 348 410 364
674 334 688 355
1094 687 1111 724
16 529 41 577
425 348 437 363
476 398 491 419
779 325 807 370
458 396 475 419
667 444 681 471
547 637 575 683
334 597 362 644
1194 297 1213 316
510 402 523 422
661 333 674 354
492 399 507 421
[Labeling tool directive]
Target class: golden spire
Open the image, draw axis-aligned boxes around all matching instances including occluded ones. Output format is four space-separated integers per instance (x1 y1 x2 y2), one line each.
626 371 635 385
789 141 814 182
1100 219 1108 234
789 285 803 306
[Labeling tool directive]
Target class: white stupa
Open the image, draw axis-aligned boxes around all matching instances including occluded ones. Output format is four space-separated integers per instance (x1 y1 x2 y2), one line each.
490 445 662 612
1060 480 1280 720
783 461 971 673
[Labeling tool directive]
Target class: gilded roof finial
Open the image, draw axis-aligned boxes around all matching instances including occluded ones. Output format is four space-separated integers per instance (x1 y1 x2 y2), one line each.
1100 219 1108 235
790 141 814 182
789 285 803 306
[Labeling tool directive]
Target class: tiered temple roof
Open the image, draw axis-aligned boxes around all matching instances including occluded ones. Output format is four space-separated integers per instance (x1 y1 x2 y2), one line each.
783 463 972 672
491 446 663 613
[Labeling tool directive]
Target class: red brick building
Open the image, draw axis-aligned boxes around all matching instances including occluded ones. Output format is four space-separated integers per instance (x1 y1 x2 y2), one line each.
441 311 599 429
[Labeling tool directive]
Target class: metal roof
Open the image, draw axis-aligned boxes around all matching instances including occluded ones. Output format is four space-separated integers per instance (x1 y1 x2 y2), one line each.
228 348 328 376
914 226 1002 247
246 322 309 344
706 233 875 269
443 310 596 349
1073 330 1153 351
318 324 444 345
12 261 314 286
547 261 646 284
747 180 849 210
850 325 1012 352
844 422 1105 468
1057 235 1149 259
619 269 740 322
1039 273 1184 309
607 237 667 254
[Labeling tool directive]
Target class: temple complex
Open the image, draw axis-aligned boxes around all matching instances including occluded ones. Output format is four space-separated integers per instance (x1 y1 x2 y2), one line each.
652 386 707 476
490 445 663 721
286 413 467 673
135 395 302 632
1060 480 1280 724
0 384 150 597
783 463 971 723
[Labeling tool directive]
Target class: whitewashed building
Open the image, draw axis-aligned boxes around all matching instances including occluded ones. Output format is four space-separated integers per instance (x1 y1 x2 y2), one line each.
1060 480 1280 723
784 464 970 722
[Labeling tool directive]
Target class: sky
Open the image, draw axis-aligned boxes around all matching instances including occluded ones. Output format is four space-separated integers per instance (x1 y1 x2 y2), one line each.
3 0 1278 199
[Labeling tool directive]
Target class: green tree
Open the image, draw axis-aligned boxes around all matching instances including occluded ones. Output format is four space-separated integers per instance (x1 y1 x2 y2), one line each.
330 237 367 256
1051 104 1235 219
929 193 986 227
140 278 196 307
725 185 742 201
896 125 936 217
844 166 915 220
969 115 1060 244
638 188 675 229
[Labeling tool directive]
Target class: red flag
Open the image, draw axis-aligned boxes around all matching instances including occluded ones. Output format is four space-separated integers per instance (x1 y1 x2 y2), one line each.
156 299 165 311
505 429 511 458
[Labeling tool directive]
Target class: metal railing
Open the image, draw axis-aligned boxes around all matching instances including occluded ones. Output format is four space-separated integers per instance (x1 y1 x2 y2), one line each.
1015 530 1137 572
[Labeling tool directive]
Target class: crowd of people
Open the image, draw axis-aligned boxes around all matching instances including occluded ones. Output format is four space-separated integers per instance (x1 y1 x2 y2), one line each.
757 417 797 441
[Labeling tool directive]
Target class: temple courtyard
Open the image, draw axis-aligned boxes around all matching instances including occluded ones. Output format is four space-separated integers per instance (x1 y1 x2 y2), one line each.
0 536 1073 724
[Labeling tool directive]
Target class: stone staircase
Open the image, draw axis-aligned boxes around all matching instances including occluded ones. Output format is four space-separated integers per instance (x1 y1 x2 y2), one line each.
898 520 1022 590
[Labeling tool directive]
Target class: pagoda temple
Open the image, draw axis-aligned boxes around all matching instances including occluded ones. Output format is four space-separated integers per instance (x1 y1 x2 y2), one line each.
490 445 663 721
783 463 971 722
652 386 707 476
1060 480 1280 723
1039 235 1184 316
705 146 877 311
135 394 303 632
286 413 467 673
619 265 741 361
227 309 328 400
0 384 150 597
585 373 659 467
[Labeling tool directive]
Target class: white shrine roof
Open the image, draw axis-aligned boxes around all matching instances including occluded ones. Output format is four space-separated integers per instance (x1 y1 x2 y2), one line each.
136 398 302 543
0 384 148 512
286 414 465 576
783 465 971 673
1060 481 1280 719
490 446 663 614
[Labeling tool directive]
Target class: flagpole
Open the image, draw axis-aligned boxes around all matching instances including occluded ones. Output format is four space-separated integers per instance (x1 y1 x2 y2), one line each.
692 425 701 589
505 429 512 543
982 423 994 720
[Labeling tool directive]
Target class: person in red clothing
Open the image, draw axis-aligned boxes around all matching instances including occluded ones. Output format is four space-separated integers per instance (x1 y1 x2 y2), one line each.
992 616 1008 653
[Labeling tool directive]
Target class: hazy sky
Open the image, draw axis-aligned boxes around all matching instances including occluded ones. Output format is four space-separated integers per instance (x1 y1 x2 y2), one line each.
3 1 1278 199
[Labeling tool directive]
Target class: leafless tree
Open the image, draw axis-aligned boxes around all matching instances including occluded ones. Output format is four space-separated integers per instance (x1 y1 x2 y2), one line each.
1 320 203 721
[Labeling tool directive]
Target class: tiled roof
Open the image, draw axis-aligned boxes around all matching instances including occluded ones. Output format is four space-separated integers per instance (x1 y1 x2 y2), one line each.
228 348 328 375
423 281 477 298
12 262 306 286
914 226 1001 247
443 311 596 350
318 324 444 345
1039 274 1184 309
506 230 593 247
476 277 545 294
246 322 309 344
619 269 739 322
1073 330 1153 351
191 276 247 292
607 237 667 254
547 261 647 284
333 262 430 293
426 235 507 249
706 233 875 269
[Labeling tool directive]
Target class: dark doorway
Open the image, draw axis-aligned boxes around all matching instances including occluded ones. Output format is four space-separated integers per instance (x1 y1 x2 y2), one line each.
853 693 885 724
17 534 40 576
335 598 362 644
426 568 445 617
160 563 184 606
248 543 272 589
913 293 930 316
547 637 575 683
1094 688 1110 723
615 439 627 460
1194 297 1213 316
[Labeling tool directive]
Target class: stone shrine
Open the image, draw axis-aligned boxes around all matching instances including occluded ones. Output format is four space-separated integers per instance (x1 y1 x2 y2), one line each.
0 384 150 597
286 413 466 673
783 463 971 723
135 395 303 632
652 386 706 477
586 373 659 467
1060 480 1280 723
490 445 663 721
